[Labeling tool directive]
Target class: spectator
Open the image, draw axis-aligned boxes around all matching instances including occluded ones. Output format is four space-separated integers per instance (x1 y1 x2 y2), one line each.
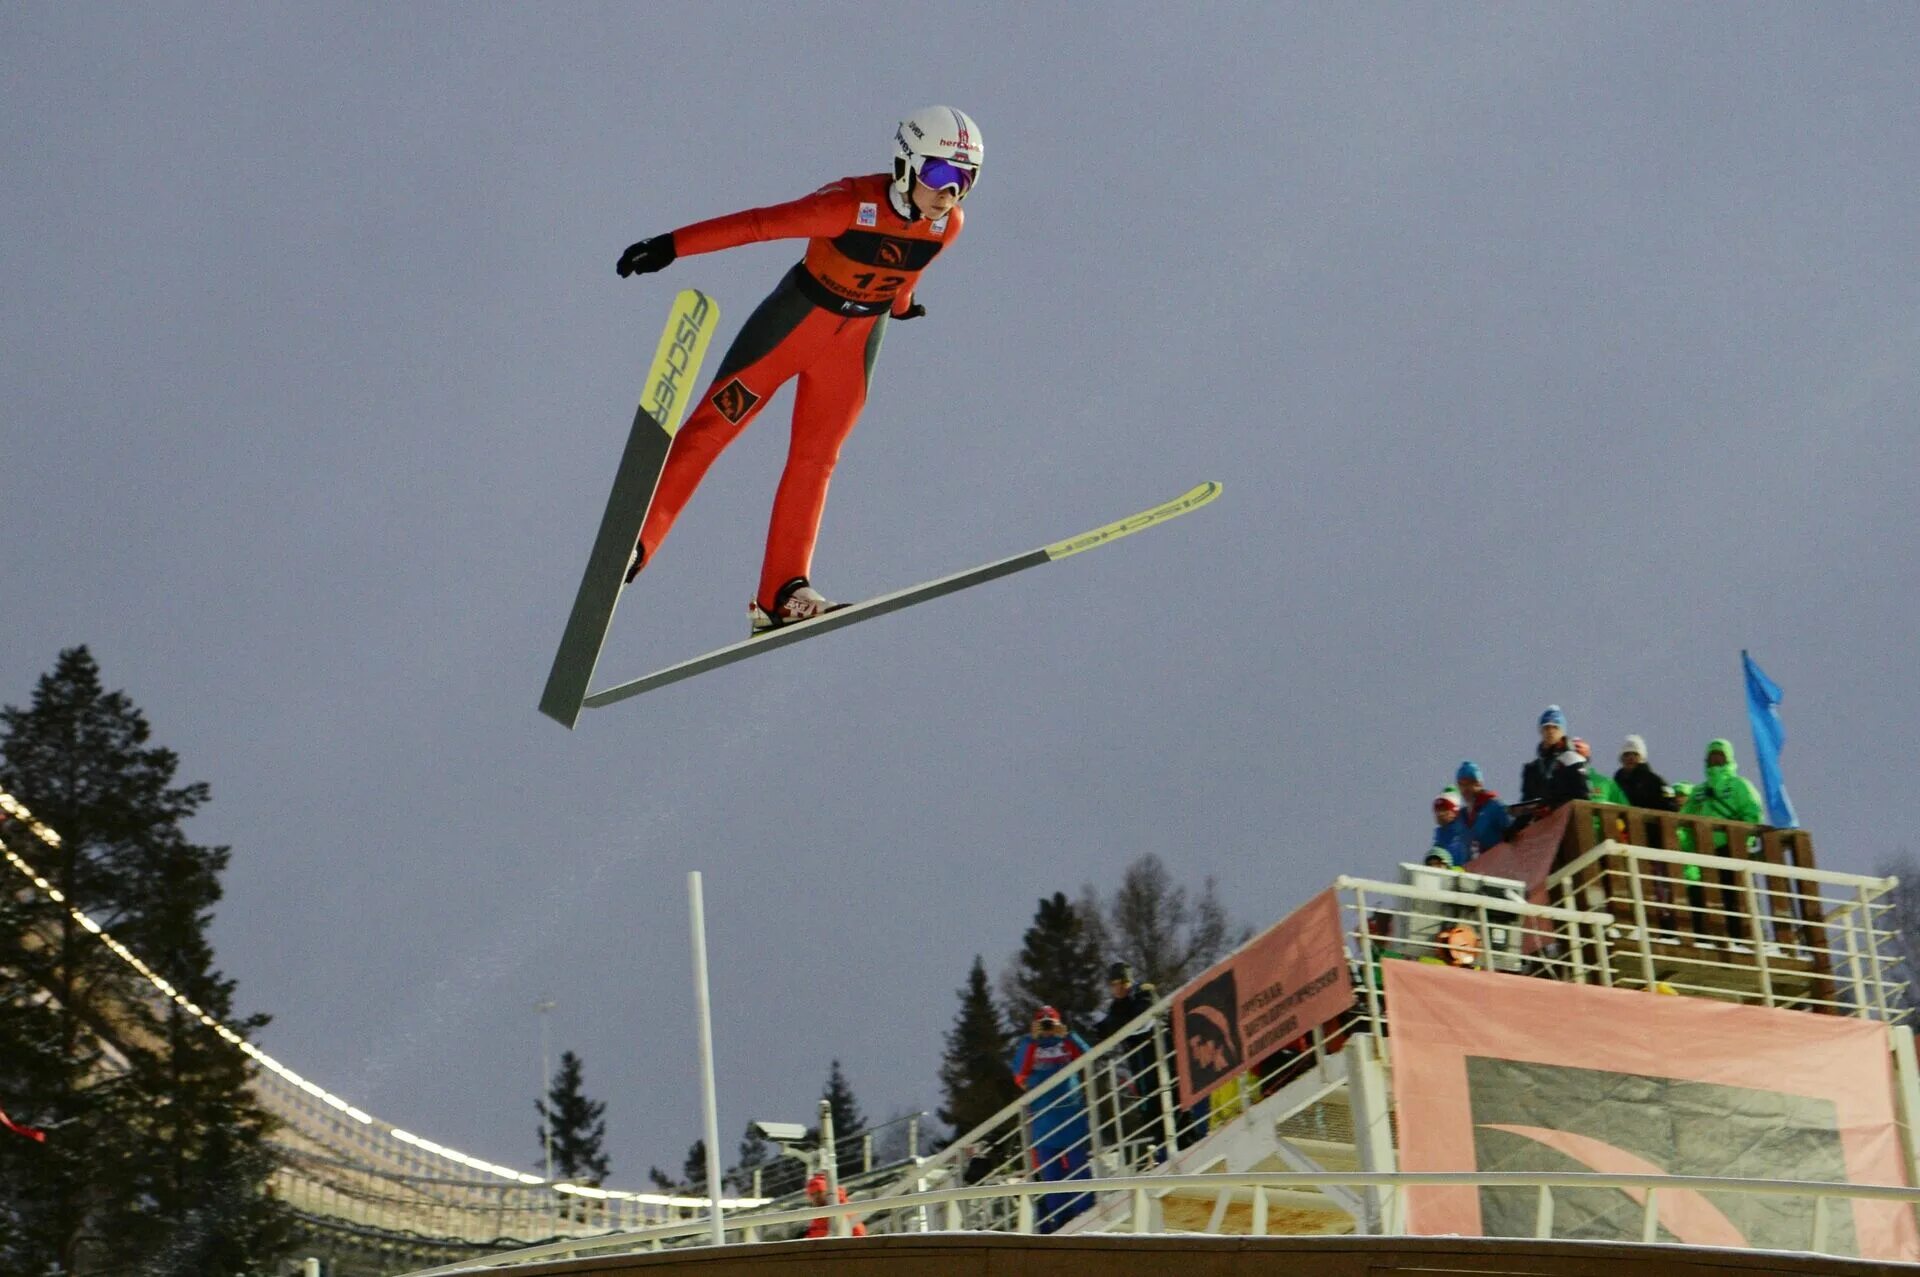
1433 920 1481 968
1009 1006 1093 1232
1453 762 1512 854
1093 962 1165 1160
1573 739 1628 804
1666 780 1707 911
1682 738 1762 823
1429 792 1470 866
1681 738 1763 856
1361 910 1411 990
1615 735 1677 812
1667 781 1707 873
1520 706 1589 807
804 1172 867 1238
1093 962 1156 1046
1677 743 1766 941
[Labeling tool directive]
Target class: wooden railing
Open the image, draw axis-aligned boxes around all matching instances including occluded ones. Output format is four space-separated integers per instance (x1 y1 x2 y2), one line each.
1535 802 1907 1016
1553 800 1826 947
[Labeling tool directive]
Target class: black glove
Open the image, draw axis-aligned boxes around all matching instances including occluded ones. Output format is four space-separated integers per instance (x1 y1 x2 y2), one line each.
893 301 927 321
616 234 677 278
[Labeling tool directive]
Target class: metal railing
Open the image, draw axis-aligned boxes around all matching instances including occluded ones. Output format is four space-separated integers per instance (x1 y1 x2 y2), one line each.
844 877 1618 1242
1551 839 1907 1019
14 768 1912 1263
399 1168 1920 1273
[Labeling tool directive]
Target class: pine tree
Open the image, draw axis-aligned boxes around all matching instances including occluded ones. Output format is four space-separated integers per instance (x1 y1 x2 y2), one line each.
0 885 94 1275
1003 890 1105 1033
822 1059 865 1178
0 647 285 1274
535 1049 610 1184
681 1138 708 1192
937 956 1019 1140
729 1121 772 1195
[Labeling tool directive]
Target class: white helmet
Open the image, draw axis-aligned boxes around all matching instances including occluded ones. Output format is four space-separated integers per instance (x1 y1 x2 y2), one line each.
891 106 983 210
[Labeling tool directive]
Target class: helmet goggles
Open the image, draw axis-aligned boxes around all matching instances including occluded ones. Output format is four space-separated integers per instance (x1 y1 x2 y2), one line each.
916 156 977 196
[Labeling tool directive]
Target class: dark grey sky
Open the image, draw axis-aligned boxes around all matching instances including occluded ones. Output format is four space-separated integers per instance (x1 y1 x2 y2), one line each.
4 5 1916 1182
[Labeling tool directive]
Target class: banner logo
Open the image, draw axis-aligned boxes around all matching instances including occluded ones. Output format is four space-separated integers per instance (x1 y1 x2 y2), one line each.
1171 888 1351 1108
1179 969 1243 1095
1468 1056 1845 1251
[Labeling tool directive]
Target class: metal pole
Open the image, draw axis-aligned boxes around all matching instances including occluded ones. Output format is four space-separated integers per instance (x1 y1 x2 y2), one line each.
536 996 556 1204
820 1098 843 1237
1151 1013 1180 1153
688 872 727 1247
1889 1026 1920 1187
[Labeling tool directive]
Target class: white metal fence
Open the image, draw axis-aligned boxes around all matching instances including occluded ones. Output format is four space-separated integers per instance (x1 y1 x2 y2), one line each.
400 1168 1920 1274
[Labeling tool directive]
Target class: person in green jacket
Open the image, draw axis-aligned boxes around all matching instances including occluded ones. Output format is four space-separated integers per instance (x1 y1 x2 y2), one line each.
1679 737 1764 934
1682 738 1763 828
1570 738 1629 846
1666 780 1706 888
1573 739 1628 804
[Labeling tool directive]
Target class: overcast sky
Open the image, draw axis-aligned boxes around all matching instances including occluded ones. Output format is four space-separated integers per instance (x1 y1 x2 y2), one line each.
4 4 1917 1184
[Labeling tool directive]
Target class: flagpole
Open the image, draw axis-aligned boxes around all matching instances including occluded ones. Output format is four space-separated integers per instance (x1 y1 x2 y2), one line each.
688 871 727 1246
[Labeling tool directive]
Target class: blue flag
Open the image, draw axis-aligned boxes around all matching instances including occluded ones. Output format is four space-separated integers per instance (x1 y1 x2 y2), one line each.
1742 650 1799 828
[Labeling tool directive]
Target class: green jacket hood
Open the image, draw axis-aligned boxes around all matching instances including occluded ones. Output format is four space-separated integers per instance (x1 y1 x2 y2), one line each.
1705 737 1740 771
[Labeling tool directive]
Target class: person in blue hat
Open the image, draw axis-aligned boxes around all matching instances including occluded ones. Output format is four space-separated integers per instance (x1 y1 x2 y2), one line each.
1520 705 1590 807
1453 762 1512 855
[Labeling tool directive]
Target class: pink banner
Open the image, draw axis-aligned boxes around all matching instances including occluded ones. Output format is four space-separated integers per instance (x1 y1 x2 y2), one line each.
1173 890 1352 1107
1387 961 1918 1261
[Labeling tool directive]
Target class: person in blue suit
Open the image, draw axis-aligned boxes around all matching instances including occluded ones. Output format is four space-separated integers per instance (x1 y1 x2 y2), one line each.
1429 793 1471 866
1454 761 1512 857
1009 1006 1093 1232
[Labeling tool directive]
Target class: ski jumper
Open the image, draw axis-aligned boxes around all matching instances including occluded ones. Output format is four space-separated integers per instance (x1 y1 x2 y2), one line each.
638 175 964 610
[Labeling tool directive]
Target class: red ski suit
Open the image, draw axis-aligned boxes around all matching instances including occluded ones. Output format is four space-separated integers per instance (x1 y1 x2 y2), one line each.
639 174 964 609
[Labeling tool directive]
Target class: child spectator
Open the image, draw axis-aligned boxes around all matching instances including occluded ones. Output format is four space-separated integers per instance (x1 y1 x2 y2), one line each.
1453 762 1511 854
1429 793 1470 866
1615 735 1677 812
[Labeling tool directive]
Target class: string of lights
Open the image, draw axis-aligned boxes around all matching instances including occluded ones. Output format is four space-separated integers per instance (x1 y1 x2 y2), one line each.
0 784 733 1205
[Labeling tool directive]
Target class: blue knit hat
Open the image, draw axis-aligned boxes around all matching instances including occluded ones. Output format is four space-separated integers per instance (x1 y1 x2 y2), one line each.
1539 705 1567 729
1456 761 1483 784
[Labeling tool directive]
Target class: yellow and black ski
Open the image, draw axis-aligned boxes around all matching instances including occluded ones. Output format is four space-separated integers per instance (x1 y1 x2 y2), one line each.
539 290 720 728
577 481 1222 712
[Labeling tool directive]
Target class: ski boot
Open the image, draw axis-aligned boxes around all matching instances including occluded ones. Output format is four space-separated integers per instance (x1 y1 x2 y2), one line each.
749 576 847 635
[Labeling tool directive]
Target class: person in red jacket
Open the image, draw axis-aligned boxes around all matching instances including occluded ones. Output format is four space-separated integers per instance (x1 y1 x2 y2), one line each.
803 1171 867 1239
616 106 983 633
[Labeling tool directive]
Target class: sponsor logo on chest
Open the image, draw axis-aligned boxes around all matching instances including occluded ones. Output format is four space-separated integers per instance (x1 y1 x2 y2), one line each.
930 215 949 236
857 202 877 228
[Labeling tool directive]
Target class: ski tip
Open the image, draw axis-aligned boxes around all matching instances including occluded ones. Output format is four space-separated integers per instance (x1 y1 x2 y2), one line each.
1044 480 1222 560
